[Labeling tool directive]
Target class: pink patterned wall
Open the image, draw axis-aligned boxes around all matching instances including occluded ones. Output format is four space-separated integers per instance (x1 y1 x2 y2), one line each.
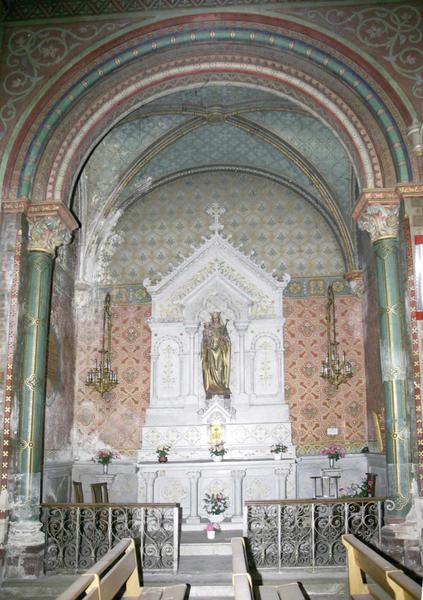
74 303 151 455
74 295 367 454
284 295 367 452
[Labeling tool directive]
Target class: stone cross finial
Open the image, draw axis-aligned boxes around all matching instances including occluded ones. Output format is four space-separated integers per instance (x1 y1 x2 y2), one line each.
206 202 225 234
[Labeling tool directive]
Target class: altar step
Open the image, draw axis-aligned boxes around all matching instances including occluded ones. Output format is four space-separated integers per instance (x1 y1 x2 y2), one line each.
144 528 236 597
142 528 349 600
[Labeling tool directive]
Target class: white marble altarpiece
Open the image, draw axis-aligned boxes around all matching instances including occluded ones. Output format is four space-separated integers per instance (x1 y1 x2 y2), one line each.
137 204 296 525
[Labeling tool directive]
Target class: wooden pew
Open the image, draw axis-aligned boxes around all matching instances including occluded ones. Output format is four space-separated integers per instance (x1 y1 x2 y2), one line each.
57 538 187 600
231 537 305 600
342 534 421 600
387 571 422 600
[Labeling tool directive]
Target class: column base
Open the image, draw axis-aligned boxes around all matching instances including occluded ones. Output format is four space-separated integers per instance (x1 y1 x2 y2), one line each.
186 516 201 524
231 515 243 524
5 520 45 578
382 520 422 576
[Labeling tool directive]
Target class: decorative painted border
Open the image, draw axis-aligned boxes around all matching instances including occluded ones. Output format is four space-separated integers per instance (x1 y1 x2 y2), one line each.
404 216 423 494
99 276 353 305
0 230 22 516
4 0 360 20
18 23 411 198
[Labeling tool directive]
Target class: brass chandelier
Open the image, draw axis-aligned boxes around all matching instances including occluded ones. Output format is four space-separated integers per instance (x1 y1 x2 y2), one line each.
320 284 353 388
85 293 118 395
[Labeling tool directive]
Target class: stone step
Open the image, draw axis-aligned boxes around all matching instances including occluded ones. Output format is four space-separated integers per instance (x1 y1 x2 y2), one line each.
190 585 234 597
180 528 238 556
0 575 77 599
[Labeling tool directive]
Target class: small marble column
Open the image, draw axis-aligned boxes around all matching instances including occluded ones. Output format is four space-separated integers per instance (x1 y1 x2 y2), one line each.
231 469 246 523
275 468 290 499
186 471 201 524
185 324 199 403
354 191 412 517
235 321 249 401
142 471 158 503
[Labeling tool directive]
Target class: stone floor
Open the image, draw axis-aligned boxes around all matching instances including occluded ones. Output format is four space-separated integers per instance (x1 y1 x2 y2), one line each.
0 526 349 599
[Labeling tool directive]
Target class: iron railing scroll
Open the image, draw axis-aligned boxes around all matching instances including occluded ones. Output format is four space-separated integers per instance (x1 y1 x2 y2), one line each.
41 502 181 574
244 497 384 570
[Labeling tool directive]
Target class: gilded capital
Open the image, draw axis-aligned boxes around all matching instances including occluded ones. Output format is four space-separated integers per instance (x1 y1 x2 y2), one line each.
357 204 400 243
27 216 72 255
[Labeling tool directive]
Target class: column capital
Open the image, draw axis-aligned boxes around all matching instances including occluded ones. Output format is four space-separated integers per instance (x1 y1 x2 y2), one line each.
26 204 78 255
187 471 201 480
353 189 400 243
230 469 246 480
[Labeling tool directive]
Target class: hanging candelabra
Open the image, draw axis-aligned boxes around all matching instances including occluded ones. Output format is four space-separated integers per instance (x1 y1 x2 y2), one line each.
85 293 118 395
320 284 353 388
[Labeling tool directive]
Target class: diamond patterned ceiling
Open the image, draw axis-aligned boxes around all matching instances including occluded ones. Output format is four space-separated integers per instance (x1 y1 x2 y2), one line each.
80 84 357 281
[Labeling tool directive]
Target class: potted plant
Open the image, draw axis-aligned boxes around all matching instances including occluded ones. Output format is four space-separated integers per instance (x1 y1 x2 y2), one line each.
320 444 345 468
270 442 288 460
92 449 119 474
209 441 227 462
203 491 229 522
205 521 220 540
156 444 171 463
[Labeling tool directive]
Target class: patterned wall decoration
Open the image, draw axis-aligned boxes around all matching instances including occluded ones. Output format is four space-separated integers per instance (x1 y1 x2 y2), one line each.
0 23 127 142
106 171 345 285
73 294 366 454
44 285 75 459
404 217 423 493
74 303 151 456
0 229 22 505
284 295 367 453
296 5 423 102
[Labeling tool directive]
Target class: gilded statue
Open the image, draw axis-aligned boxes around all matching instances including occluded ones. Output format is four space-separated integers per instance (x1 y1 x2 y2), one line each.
201 312 231 399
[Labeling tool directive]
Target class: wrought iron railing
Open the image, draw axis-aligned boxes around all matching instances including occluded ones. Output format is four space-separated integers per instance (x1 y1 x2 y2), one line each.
41 502 181 574
244 497 384 570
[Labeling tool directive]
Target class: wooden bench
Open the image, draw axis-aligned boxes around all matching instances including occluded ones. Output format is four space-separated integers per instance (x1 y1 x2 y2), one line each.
342 534 421 600
57 538 187 600
231 537 305 600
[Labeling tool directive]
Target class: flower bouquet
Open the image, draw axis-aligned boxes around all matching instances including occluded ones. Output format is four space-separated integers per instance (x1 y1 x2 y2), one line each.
203 491 229 522
92 449 119 474
156 444 171 463
270 442 287 460
209 441 227 461
205 521 220 539
321 444 345 467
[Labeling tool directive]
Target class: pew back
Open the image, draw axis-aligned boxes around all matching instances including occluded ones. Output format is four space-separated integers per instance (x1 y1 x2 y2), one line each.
342 534 422 600
387 571 422 600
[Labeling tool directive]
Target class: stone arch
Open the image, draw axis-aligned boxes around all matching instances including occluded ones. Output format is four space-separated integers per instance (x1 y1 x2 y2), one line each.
1 15 416 210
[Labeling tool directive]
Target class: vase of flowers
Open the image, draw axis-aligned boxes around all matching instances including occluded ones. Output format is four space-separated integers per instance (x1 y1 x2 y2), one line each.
270 442 288 460
321 444 345 468
203 491 229 522
93 449 119 474
156 444 171 463
205 522 219 540
209 441 227 462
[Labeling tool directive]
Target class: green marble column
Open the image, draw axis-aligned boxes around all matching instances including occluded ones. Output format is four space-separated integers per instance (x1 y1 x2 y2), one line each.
17 250 54 507
17 216 72 512
358 200 412 517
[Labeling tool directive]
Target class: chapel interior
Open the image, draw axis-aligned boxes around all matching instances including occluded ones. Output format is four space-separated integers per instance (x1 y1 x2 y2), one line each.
0 0 422 597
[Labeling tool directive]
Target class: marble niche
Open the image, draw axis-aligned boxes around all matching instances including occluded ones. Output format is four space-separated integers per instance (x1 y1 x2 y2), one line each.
137 220 296 525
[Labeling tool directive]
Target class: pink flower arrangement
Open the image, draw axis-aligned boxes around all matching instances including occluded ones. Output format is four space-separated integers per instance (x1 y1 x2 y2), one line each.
320 444 345 461
93 449 119 465
205 522 220 532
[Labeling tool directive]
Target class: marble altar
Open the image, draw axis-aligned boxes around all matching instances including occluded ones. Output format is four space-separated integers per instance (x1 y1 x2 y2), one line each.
137 206 296 522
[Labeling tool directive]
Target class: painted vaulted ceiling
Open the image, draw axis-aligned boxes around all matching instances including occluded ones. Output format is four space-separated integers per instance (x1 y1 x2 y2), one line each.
79 84 357 285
